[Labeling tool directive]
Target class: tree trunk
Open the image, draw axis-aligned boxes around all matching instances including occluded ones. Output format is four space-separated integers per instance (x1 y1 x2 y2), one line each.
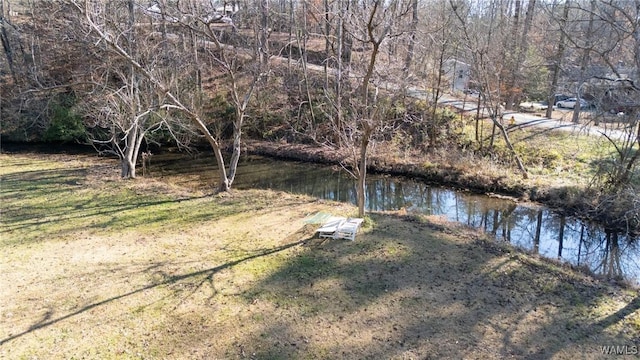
475 95 482 145
122 128 137 179
259 0 269 66
504 0 521 111
227 110 244 187
121 160 134 179
120 0 139 181
323 0 330 86
545 1 570 119
402 0 418 94
533 210 542 254
352 1 388 217
430 30 447 148
288 0 294 72
357 125 373 218
571 0 595 124
212 143 230 192
506 0 536 111
295 9 316 127
494 117 528 178
334 1 345 145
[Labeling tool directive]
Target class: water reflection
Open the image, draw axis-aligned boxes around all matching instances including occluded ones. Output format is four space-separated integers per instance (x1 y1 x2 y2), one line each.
158 154 640 285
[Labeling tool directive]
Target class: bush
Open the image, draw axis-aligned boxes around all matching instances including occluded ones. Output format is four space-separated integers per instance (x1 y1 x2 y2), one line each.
43 98 85 143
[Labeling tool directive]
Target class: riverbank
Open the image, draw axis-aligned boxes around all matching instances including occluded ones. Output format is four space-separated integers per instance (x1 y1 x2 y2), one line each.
2 152 638 359
2 138 636 232
245 140 529 196
244 139 635 233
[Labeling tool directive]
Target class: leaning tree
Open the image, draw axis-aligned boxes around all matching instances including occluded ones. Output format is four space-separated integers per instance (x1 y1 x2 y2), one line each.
67 0 266 191
451 0 529 179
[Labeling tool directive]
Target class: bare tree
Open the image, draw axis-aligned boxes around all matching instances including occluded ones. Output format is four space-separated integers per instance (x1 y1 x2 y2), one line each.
571 1 640 190
544 0 570 119
401 0 418 92
419 0 460 148
452 0 529 179
78 63 171 179
503 0 537 111
77 0 166 179
570 0 596 123
67 0 262 191
334 0 411 217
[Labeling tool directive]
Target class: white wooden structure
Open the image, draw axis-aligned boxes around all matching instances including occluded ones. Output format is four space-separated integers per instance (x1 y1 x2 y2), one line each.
316 217 364 241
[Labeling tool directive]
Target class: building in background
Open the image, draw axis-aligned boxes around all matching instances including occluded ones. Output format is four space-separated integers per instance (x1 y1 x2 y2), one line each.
443 59 471 92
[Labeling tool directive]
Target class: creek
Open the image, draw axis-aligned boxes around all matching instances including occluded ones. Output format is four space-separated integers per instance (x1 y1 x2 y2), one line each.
155 153 640 286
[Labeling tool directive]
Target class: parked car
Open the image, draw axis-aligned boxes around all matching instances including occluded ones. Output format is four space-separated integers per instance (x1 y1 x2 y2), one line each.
556 97 589 109
519 101 548 111
552 94 570 105
598 97 637 114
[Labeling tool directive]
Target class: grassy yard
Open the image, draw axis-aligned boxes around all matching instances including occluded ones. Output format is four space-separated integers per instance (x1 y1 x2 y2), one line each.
1 152 638 359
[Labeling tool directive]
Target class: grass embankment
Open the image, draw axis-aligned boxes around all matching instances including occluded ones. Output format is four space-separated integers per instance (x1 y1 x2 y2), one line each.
1 153 638 359
249 122 628 216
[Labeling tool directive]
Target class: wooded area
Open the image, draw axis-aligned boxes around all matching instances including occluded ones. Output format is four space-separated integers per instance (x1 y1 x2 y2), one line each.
1 0 639 224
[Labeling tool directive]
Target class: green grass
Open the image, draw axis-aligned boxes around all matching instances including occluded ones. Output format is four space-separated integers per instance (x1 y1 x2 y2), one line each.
479 124 619 184
2 153 638 359
0 156 252 246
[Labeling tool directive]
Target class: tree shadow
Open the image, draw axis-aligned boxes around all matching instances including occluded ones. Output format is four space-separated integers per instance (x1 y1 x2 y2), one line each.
2 166 271 245
4 209 636 357
0 236 312 346
592 294 640 330
209 214 638 359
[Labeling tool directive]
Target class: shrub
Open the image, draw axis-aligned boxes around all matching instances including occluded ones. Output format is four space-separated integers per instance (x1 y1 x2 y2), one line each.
42 98 86 143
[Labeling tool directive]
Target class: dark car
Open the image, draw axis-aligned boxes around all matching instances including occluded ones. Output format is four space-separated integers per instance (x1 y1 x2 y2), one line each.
598 97 637 114
551 94 570 106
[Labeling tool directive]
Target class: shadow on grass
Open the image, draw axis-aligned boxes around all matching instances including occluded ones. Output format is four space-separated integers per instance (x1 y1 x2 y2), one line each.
2 210 636 357
3 154 637 357
1 166 246 245
0 237 313 346
217 214 639 359
589 294 640 333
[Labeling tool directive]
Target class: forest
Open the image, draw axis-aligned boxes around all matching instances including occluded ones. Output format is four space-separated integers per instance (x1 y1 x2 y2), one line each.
1 0 639 226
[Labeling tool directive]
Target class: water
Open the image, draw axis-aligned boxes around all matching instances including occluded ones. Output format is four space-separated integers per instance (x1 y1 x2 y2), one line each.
157 154 640 285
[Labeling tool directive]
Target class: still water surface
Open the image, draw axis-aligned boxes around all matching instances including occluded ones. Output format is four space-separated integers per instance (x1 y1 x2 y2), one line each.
158 154 640 285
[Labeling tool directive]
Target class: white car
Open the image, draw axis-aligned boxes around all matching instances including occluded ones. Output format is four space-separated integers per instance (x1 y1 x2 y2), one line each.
519 101 548 111
556 98 589 109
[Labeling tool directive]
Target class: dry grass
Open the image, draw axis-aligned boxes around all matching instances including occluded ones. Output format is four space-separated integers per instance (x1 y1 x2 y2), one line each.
1 153 638 359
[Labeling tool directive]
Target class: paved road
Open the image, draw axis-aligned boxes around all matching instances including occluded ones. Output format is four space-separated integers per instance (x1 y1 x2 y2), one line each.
278 63 630 140
413 90 629 140
505 110 628 140
157 29 630 141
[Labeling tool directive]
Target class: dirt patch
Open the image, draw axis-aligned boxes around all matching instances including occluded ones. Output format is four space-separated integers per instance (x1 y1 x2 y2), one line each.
1 153 638 359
